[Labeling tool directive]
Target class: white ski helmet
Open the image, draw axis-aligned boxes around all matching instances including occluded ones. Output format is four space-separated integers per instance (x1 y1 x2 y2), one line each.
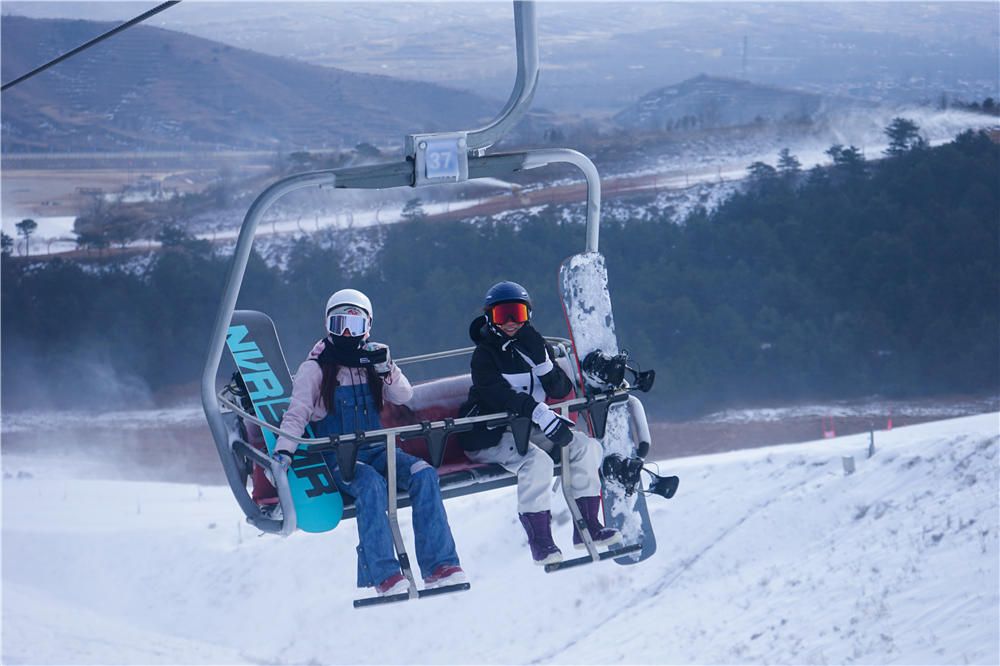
325 288 373 332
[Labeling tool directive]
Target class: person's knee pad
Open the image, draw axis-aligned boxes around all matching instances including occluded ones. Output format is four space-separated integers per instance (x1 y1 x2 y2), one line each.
410 459 432 476
410 461 438 488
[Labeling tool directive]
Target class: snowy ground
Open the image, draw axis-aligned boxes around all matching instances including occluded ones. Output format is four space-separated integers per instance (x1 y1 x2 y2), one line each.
701 396 1000 425
3 413 997 664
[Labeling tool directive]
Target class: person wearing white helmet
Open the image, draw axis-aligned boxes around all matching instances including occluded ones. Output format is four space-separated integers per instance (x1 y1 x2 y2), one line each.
273 288 466 596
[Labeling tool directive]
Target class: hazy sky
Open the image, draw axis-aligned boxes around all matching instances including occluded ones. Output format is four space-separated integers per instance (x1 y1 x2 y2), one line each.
5 2 998 112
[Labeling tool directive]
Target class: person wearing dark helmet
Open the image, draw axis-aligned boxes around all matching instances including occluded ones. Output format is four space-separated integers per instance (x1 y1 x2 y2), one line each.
272 288 465 596
458 281 621 566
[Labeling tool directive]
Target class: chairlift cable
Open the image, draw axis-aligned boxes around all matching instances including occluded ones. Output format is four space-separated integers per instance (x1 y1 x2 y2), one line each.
1 1 181 92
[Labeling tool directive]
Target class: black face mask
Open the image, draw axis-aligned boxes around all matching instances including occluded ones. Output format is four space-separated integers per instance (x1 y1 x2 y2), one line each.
319 335 367 368
330 335 363 353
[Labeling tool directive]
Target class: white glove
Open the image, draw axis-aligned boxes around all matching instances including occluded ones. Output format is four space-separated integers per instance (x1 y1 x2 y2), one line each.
531 402 573 446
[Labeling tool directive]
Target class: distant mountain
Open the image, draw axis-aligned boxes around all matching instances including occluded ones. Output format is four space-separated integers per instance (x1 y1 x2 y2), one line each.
132 3 997 114
614 74 867 132
1 16 499 153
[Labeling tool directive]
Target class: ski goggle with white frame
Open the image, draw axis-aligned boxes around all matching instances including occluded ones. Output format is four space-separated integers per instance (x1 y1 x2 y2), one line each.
327 313 370 337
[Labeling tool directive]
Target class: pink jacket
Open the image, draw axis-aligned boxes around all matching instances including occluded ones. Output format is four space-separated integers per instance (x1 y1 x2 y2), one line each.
275 339 413 454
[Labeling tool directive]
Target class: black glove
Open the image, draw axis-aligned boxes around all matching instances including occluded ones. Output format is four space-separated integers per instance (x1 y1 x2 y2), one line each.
546 418 573 448
362 342 392 376
514 325 555 378
514 324 548 365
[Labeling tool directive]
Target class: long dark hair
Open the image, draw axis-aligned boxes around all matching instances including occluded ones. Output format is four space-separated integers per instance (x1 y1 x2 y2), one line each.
318 360 385 414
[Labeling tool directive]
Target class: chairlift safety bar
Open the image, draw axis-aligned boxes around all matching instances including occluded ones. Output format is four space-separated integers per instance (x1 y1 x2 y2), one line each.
392 336 571 366
217 384 634 449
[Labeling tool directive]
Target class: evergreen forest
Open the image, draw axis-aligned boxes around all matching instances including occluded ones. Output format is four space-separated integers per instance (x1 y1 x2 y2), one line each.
3 130 997 417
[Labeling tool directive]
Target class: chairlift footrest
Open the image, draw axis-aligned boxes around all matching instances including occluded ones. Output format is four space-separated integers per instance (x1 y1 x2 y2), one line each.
352 582 471 608
543 542 642 573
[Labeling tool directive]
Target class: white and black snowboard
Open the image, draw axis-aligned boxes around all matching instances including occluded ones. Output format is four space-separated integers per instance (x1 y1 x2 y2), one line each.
559 252 657 564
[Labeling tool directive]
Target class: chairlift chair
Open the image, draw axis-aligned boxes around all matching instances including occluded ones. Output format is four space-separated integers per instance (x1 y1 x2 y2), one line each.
201 2 665 601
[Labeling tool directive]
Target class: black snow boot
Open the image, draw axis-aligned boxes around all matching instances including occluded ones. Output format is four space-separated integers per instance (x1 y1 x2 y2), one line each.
519 511 563 566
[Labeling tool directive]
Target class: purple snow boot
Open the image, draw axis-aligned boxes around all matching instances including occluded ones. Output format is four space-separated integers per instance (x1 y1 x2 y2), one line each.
519 511 563 566
572 496 623 549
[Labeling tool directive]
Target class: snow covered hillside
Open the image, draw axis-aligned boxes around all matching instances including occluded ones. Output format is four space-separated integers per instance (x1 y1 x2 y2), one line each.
3 414 997 664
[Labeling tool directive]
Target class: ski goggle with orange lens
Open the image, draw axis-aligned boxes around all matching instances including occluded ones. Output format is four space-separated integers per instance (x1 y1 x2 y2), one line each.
489 302 530 325
327 313 370 337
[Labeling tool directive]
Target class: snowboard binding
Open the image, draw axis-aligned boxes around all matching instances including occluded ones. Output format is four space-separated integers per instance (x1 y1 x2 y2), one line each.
227 371 254 413
582 349 655 393
602 454 679 500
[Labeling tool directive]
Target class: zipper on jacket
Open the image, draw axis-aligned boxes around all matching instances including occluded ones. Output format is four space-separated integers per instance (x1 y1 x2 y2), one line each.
351 371 361 431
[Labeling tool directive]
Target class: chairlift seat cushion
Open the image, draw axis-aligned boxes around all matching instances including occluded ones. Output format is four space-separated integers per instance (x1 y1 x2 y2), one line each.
337 359 579 516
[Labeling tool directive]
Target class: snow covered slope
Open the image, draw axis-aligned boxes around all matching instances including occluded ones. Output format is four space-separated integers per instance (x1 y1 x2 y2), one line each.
3 414 997 664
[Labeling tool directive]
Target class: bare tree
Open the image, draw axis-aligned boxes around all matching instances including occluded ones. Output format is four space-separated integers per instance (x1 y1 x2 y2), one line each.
76 230 109 256
105 218 139 250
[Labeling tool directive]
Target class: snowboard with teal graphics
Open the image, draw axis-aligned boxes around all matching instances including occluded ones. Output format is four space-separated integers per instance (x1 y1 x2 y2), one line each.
559 252 657 564
226 310 343 533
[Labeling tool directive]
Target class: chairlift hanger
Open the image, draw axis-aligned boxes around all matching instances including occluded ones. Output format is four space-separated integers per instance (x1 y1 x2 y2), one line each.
202 2 648 554
202 2 606 514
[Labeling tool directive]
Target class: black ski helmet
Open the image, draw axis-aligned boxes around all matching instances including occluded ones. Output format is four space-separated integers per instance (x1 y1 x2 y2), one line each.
483 281 532 310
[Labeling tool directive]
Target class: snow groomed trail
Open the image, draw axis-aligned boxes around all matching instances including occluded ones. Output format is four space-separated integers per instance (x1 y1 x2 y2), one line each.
3 413 997 664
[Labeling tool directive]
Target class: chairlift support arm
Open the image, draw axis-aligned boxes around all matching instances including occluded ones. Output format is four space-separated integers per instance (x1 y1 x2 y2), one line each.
465 1 538 153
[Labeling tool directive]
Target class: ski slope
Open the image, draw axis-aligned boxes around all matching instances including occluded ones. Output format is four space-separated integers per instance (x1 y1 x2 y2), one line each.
3 413 997 664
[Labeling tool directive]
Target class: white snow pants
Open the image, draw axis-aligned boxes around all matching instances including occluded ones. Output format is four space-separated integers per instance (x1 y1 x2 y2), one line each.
466 427 603 513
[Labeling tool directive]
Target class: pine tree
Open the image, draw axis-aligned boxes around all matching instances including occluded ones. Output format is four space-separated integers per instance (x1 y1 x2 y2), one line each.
747 161 777 181
827 144 866 176
884 117 923 156
15 219 37 256
400 197 426 223
777 148 801 176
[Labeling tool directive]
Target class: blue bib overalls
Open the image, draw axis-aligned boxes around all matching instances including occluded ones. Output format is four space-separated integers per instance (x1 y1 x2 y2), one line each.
312 381 460 587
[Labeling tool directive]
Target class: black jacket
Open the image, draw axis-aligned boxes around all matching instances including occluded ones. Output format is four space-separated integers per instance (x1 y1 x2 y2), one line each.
458 315 573 451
